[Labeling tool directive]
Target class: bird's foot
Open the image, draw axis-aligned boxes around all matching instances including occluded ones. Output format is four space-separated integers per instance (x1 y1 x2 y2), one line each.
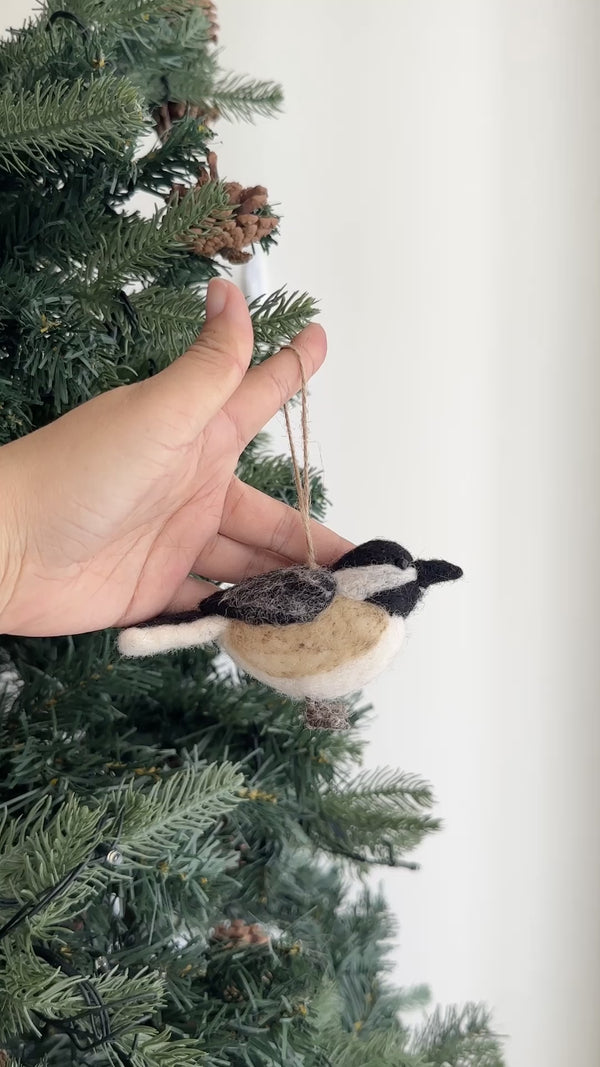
303 699 349 731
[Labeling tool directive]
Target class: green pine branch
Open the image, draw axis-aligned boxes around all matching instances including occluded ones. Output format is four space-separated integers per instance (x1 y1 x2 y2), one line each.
0 954 168 1047
332 768 436 811
313 769 441 866
0 951 202 1062
205 73 283 122
136 118 215 195
0 795 109 934
311 982 419 1067
0 190 107 271
125 285 206 371
120 8 219 108
117 761 243 865
411 1004 506 1066
0 21 55 90
248 287 320 360
82 965 166 1020
395 984 431 1012
81 181 231 292
55 0 199 30
325 1029 421 1067
0 948 83 1041
0 631 167 805
0 762 241 943
9 302 125 414
115 1027 209 1067
0 77 144 177
0 374 33 443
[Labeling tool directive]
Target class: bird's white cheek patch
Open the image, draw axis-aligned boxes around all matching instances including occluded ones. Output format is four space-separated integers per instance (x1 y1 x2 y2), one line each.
335 563 417 600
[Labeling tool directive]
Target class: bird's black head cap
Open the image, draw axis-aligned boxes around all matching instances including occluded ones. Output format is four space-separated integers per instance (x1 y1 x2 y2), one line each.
332 539 414 572
332 540 463 618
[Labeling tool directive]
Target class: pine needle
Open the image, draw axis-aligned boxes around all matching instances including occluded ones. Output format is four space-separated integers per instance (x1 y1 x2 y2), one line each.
0 77 144 177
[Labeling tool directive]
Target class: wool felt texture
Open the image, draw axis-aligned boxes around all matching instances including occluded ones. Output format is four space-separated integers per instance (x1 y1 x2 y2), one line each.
222 603 405 701
118 540 463 711
304 699 352 731
205 565 337 625
335 562 418 602
331 540 415 573
117 613 226 658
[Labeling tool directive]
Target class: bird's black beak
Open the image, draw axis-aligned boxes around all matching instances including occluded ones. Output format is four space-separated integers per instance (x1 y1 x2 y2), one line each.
415 559 463 588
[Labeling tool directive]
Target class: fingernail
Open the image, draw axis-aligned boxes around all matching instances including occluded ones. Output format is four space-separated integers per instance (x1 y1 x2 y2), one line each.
205 278 228 321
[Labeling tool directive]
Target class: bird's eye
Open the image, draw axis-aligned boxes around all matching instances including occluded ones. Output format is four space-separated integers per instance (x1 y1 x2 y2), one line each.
399 558 409 570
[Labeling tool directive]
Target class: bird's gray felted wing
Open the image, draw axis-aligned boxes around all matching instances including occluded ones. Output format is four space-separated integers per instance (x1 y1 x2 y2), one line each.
218 565 337 626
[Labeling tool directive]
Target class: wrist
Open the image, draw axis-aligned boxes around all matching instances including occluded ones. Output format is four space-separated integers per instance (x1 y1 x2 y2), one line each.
0 444 28 633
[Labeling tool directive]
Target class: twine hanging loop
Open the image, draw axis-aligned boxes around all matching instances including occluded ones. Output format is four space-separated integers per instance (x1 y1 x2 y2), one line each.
282 345 317 569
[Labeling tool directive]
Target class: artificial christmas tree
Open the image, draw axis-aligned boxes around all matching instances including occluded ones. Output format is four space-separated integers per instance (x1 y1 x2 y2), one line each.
0 2 505 1065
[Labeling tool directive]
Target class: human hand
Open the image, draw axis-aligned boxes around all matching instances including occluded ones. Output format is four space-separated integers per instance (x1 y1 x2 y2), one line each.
0 279 353 638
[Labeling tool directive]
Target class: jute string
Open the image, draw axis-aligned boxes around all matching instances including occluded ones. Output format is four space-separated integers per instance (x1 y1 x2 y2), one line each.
282 346 350 730
282 345 317 569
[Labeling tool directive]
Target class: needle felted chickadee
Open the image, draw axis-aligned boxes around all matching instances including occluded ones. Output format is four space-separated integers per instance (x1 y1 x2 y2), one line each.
118 540 463 715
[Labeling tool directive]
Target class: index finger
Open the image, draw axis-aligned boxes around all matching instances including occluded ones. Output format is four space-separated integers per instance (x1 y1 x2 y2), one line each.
224 323 327 447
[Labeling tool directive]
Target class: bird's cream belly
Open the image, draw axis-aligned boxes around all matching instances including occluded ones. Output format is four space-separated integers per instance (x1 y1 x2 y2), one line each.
221 597 405 700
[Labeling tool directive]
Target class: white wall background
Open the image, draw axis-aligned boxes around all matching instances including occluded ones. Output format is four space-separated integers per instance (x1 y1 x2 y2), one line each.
3 2 600 1065
216 4 600 1065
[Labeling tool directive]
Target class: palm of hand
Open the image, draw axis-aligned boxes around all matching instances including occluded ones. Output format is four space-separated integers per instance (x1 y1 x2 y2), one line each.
0 282 351 638
16 386 256 634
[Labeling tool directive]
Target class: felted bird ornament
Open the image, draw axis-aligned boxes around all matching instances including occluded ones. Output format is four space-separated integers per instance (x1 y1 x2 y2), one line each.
118 539 462 728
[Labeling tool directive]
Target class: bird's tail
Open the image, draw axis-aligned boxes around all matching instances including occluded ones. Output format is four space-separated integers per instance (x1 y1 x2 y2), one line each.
118 613 226 657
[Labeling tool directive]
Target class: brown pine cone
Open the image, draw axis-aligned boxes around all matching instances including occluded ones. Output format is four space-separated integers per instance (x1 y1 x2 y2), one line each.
174 156 278 262
212 919 269 947
196 0 219 41
154 100 221 140
152 0 219 138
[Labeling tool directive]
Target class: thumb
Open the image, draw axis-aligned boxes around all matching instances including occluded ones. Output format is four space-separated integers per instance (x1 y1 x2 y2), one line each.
143 279 254 435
